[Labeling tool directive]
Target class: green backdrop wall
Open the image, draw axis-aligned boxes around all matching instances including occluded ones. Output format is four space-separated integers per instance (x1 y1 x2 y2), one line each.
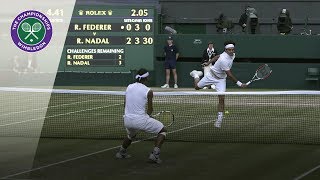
155 34 320 59
154 61 320 90
50 62 320 90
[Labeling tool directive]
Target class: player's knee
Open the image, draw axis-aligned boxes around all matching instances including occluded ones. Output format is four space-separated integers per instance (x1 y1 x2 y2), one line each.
159 131 167 137
158 128 167 137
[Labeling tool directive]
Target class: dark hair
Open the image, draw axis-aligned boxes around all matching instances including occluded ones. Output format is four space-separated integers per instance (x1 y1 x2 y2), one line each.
135 68 149 82
224 40 236 47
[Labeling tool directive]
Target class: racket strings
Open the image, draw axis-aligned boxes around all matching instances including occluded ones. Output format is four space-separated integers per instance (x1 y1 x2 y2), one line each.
153 111 174 127
257 65 272 79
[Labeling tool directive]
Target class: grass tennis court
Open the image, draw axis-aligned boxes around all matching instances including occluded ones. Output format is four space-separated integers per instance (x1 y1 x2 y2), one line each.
4 140 320 180
1 87 320 180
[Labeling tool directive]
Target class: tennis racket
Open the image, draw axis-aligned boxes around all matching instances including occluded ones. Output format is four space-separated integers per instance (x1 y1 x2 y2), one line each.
151 111 174 127
246 64 272 85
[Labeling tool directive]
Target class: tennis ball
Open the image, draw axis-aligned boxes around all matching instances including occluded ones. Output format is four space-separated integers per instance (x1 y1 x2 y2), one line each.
225 110 229 114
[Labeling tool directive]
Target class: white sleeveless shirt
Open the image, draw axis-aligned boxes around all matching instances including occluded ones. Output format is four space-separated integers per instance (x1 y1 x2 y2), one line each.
124 82 150 117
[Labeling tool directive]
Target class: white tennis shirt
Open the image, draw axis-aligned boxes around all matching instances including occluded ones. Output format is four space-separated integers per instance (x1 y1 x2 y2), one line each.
210 51 235 79
124 82 150 117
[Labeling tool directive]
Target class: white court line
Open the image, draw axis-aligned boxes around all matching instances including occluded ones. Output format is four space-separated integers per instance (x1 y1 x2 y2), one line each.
1 178 31 180
0 99 98 117
293 164 320 180
0 103 123 127
247 102 320 106
0 119 215 179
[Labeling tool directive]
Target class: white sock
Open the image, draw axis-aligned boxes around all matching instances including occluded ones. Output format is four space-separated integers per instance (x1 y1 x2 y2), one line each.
217 112 224 120
153 147 161 155
120 146 126 153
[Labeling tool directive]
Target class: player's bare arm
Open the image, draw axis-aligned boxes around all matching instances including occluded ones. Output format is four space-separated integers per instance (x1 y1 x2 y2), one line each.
226 70 247 88
176 53 179 60
203 55 220 66
147 90 154 115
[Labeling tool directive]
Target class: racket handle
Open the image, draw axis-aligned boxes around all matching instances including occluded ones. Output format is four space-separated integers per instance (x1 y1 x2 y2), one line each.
246 81 252 85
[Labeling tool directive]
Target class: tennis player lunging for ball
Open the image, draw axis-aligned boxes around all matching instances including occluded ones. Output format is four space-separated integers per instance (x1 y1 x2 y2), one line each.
116 68 166 164
190 41 247 128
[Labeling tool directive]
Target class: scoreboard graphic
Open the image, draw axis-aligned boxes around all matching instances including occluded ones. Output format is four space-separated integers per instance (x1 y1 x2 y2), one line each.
61 5 155 72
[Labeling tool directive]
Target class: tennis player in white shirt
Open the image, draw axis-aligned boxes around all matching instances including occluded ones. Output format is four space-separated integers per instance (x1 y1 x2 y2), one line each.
116 68 166 164
190 41 247 128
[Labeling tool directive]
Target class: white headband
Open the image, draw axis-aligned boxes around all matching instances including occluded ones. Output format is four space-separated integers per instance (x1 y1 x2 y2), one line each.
225 44 235 49
135 72 149 80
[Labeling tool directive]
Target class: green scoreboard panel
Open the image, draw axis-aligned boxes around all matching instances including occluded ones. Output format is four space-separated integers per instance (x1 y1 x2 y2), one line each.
62 5 155 72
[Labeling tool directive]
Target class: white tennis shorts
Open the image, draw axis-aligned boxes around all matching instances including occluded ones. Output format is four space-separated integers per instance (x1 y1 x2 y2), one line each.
123 115 164 138
203 64 212 76
197 72 226 92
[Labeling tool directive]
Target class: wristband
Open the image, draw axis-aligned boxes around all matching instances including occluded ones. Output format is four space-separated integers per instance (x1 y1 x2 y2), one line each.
236 81 242 87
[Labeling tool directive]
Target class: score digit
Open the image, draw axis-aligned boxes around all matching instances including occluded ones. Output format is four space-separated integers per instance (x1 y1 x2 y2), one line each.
134 24 140 31
134 37 140 44
145 24 151 31
126 24 132 31
126 37 132 44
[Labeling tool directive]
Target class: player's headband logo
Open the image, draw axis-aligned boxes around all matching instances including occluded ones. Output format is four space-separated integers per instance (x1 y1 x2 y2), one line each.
11 10 52 52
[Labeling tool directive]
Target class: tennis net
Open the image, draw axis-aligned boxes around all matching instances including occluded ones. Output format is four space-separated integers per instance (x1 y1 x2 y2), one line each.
1 87 320 144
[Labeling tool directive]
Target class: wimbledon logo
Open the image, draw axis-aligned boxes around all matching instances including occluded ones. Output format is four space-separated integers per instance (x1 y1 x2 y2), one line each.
11 10 52 52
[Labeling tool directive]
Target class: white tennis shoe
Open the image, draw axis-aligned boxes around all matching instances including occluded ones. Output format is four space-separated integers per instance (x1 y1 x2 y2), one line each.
148 152 162 164
190 70 196 77
161 84 169 88
214 119 222 128
116 151 131 159
174 84 178 88
214 115 223 128
190 70 203 79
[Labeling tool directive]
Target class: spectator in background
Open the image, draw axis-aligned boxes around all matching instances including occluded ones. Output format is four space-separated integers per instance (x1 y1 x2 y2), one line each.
216 13 234 34
12 55 21 74
26 53 38 73
161 36 179 88
239 6 259 34
12 55 27 75
239 6 249 32
277 8 293 35
201 41 218 89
